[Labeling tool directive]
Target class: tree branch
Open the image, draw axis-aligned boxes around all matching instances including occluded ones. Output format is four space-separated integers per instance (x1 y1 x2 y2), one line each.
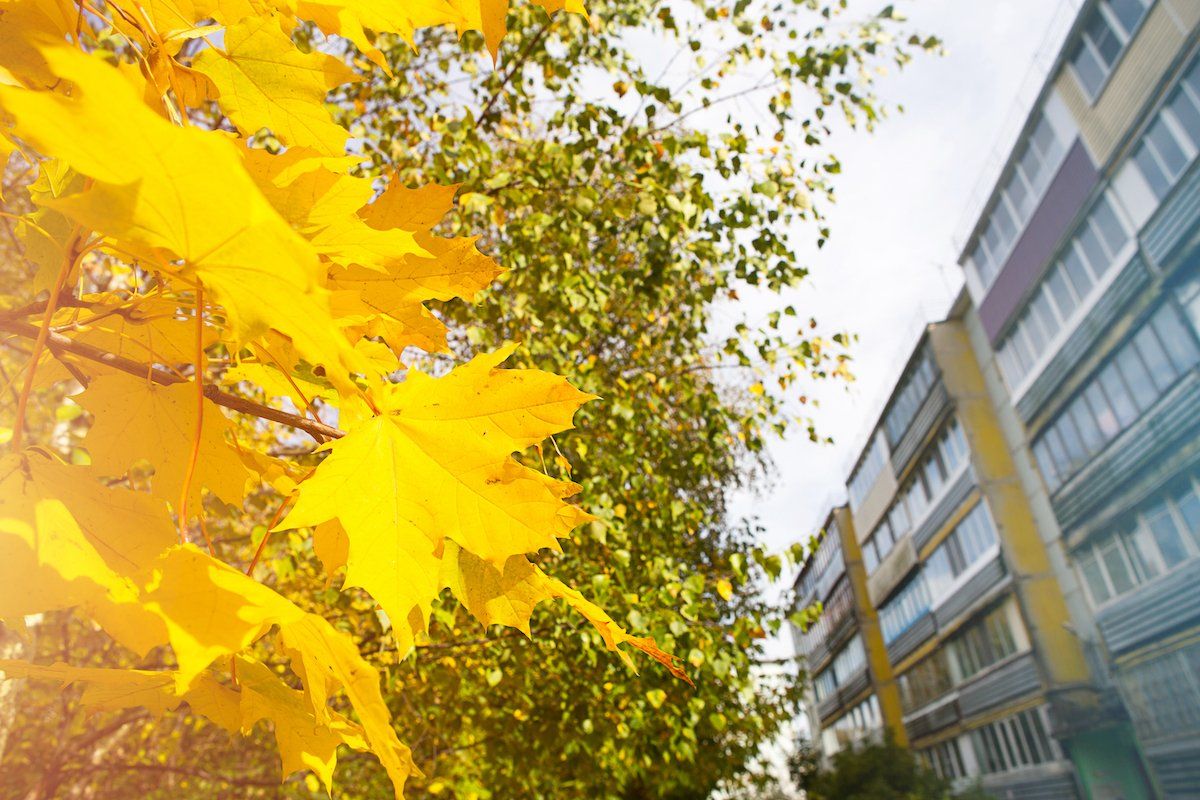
0 317 345 442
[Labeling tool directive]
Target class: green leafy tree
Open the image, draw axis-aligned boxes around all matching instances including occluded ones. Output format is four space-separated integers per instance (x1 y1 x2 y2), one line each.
320 2 940 798
0 1 938 798
792 736 993 800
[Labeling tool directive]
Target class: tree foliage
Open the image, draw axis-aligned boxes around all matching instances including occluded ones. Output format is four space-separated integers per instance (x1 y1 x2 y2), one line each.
315 2 937 798
791 736 993 800
0 1 696 797
0 0 938 797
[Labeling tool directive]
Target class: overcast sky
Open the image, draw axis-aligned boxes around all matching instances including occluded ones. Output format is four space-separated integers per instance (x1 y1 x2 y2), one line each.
727 0 1082 560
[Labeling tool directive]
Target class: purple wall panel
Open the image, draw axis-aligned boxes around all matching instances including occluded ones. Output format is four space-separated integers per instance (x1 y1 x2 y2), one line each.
979 140 1100 343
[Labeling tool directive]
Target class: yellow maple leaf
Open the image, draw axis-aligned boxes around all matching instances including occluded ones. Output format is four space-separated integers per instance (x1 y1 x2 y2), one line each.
0 45 366 393
76 373 251 512
447 0 586 61
0 452 170 656
441 544 690 683
287 0 465 67
142 545 305 688
359 181 460 230
0 661 241 728
236 656 368 792
193 14 359 155
13 159 84 296
278 348 594 649
312 518 350 581
56 295 218 369
279 613 421 798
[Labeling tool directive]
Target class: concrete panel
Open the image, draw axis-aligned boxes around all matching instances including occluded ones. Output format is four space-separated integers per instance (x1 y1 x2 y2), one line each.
1056 2 1195 169
978 140 1100 342
868 535 918 608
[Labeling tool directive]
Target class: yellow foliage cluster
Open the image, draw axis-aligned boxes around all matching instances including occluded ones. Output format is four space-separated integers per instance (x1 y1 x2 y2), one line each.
0 0 678 795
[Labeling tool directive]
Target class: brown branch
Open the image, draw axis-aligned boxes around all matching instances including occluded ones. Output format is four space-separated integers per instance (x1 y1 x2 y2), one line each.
62 762 282 789
0 317 345 441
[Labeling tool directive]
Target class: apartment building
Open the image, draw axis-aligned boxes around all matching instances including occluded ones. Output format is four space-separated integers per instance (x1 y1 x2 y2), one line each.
958 0 1200 795
790 1 1200 796
791 506 905 762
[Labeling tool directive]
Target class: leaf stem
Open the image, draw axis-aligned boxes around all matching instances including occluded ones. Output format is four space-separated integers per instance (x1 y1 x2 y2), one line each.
176 286 206 536
10 229 81 451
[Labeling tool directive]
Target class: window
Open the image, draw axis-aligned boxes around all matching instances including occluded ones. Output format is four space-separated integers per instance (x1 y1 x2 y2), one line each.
947 599 1024 682
1131 55 1200 201
899 651 954 713
1033 303 1200 492
812 635 868 703
1119 641 1200 743
814 666 837 702
880 575 932 644
925 502 1000 603
848 431 888 511
833 635 867 679
884 350 938 446
968 111 1072 288
1070 0 1151 100
822 694 882 758
862 538 879 573
863 420 969 575
969 706 1061 775
1075 474 1200 607
995 194 1132 391
922 738 970 782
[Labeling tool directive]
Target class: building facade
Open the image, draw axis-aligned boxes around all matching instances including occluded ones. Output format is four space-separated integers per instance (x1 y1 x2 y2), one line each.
791 1 1200 796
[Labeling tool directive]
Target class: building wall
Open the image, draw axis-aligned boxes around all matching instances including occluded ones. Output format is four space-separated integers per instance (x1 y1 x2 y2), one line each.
834 504 908 748
1056 0 1200 171
930 318 1093 691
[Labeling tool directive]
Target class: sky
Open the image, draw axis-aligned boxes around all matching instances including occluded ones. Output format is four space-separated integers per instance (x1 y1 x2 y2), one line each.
727 0 1082 561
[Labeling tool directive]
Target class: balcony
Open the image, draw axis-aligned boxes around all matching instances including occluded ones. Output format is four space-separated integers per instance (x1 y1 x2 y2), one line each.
869 535 918 608
1012 254 1150 423
932 553 1010 632
886 612 935 666
957 651 1042 718
890 383 952 478
977 139 1100 343
904 695 960 742
1096 557 1200 656
816 667 871 726
1142 157 1200 274
1054 370 1200 532
1145 739 1200 799
913 464 976 554
979 761 1080 800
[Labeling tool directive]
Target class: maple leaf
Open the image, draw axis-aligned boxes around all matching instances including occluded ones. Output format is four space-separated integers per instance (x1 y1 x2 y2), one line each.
56 295 218 370
279 613 421 798
244 149 429 274
141 545 305 689
193 14 359 155
279 347 595 650
448 0 586 61
236 656 368 792
443 544 691 684
0 452 170 656
0 661 241 727
76 373 252 513
0 45 367 392
13 159 84 296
